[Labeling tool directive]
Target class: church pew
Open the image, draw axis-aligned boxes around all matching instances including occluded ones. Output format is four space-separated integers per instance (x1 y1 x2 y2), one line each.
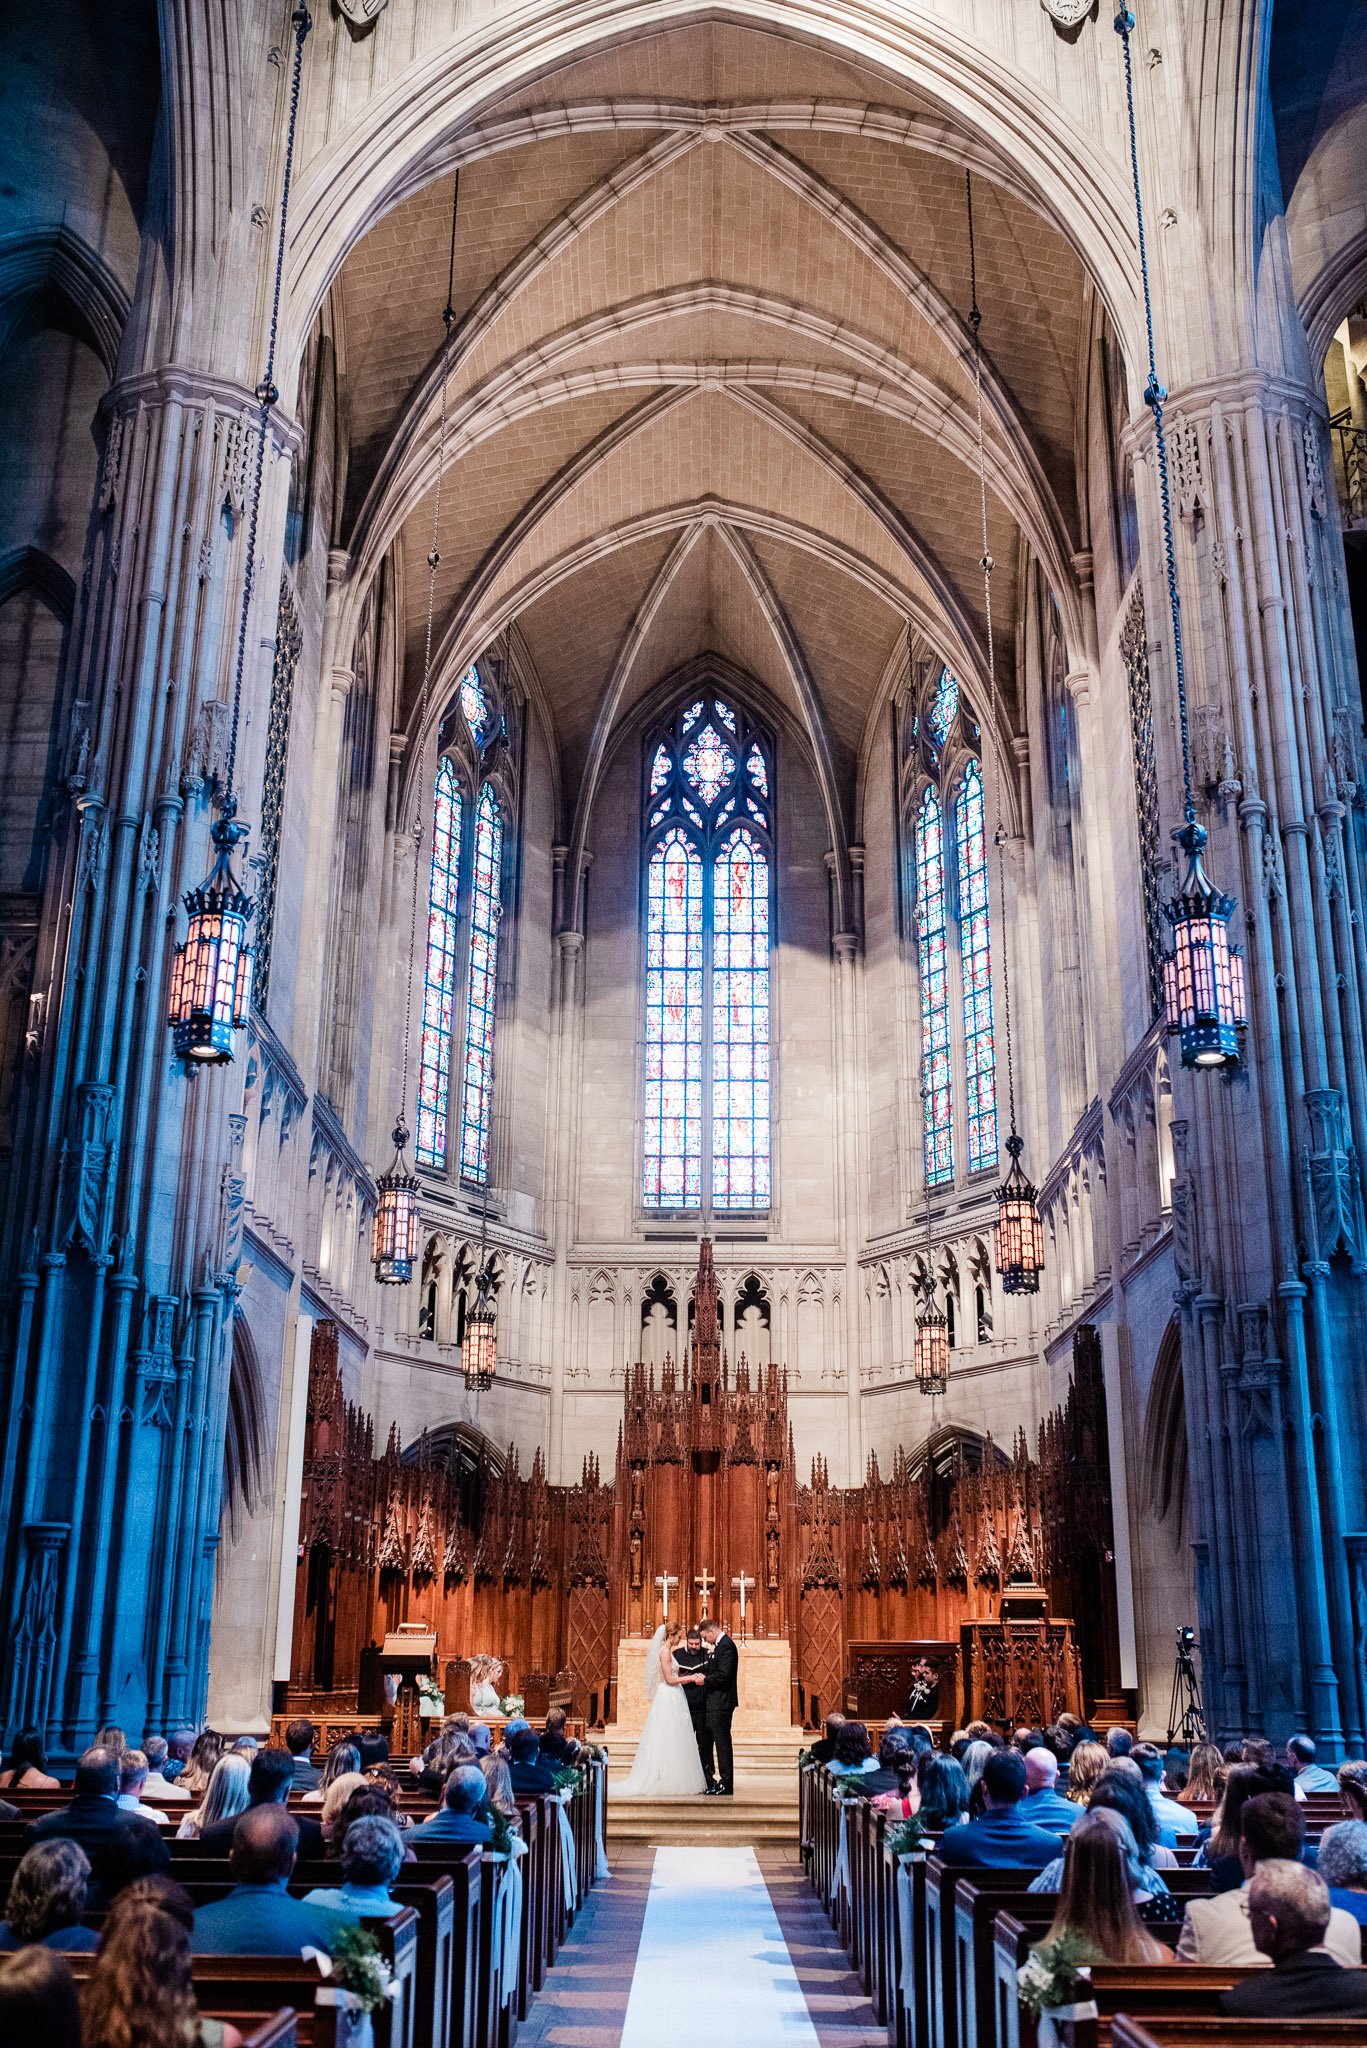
1110 2022 1367 2048
928 1863 1049 2048
953 1882 1055 2048
241 2011 301 2048
59 1952 361 2048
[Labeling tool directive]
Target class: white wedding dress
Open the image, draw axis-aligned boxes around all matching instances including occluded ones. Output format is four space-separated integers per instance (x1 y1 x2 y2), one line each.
615 1628 708 1797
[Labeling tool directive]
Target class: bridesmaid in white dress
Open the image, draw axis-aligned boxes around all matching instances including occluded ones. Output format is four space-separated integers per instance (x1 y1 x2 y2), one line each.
615 1625 709 1797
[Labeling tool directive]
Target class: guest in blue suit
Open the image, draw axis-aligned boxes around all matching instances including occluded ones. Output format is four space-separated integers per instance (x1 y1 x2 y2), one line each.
934 1751 1062 1869
1019 1748 1080 1836
409 1766 494 1846
192 1807 355 1955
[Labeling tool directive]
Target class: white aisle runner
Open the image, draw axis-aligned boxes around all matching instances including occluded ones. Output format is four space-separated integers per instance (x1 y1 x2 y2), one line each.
618 1846 821 2048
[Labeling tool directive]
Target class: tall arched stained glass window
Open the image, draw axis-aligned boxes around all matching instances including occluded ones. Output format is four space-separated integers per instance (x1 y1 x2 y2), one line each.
955 761 997 1173
915 785 953 1185
713 828 771 1210
458 783 503 1182
643 827 704 1207
642 698 773 1212
416 759 463 1168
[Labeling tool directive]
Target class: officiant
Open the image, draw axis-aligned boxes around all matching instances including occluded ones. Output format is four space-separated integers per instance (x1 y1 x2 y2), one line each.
674 1625 710 1769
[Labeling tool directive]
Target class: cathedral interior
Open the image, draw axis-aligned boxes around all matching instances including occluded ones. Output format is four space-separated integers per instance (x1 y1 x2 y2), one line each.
2 0 1367 1759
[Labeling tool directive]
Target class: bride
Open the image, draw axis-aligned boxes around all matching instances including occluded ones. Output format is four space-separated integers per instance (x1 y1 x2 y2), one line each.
614 1624 708 1797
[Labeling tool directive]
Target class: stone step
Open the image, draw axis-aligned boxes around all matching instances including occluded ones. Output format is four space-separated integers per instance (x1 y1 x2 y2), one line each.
606 1792 799 1847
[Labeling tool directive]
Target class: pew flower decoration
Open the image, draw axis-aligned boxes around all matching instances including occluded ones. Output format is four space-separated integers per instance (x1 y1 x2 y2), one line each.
796 1746 816 1768
490 1810 517 1855
552 1763 588 1798
584 1741 609 1763
500 1693 525 1717
1017 1932 1095 2018
833 1770 873 1801
315 1924 398 2015
884 1813 926 1859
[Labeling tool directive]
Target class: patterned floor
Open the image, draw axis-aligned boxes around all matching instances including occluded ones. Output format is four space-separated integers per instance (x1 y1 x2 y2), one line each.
517 1842 884 2048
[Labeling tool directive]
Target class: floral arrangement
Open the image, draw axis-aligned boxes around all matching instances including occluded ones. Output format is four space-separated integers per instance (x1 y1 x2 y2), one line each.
583 1741 608 1763
905 1658 938 1711
499 1693 525 1717
796 1746 816 1768
325 1924 397 2015
490 1811 516 1855
416 1674 445 1710
885 1814 926 1859
1017 1932 1095 2018
552 1763 587 1798
832 1770 873 1800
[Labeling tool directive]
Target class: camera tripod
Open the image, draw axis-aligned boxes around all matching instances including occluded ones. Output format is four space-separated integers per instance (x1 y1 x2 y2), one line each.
1166 1629 1206 1746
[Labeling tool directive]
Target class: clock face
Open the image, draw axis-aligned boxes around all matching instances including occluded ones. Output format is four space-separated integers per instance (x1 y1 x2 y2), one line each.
1041 0 1094 21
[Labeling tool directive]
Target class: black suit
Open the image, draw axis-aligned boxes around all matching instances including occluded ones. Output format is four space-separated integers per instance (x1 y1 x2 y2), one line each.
1220 1952 1367 2017
25 1795 124 1859
673 1645 711 1776
701 1633 739 1792
198 1799 324 1860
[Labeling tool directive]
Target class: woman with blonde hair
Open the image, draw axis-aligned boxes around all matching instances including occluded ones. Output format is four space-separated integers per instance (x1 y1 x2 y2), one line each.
1032 1812 1170 1963
1178 1742 1224 1807
176 1730 224 1802
1064 1740 1108 1805
1338 1759 1367 1821
175 1753 249 1842
481 1754 521 1825
302 1740 361 1806
320 1772 368 1853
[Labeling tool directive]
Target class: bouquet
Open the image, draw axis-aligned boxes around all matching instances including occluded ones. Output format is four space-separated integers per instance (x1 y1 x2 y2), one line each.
499 1692 525 1717
1017 1932 1095 2018
416 1674 445 1715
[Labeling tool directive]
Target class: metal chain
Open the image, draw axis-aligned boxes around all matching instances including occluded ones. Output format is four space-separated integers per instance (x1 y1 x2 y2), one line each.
397 171 461 1119
964 169 1019 1141
1115 7 1195 825
226 4 312 806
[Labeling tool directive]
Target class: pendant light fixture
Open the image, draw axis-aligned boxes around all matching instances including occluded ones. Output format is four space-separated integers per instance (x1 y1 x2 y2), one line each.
1116 8 1248 1071
372 173 462 1284
914 1065 949 1397
963 172 1047 1294
167 6 312 1065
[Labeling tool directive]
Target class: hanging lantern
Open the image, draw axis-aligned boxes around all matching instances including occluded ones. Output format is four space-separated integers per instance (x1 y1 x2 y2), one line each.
167 806 254 1065
914 1289 949 1397
372 1120 422 1284
994 1133 1046 1295
462 1265 497 1392
1161 821 1249 1071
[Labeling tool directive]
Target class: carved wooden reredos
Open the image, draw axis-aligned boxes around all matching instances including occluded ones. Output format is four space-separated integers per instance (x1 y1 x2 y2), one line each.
289 1243 1121 1727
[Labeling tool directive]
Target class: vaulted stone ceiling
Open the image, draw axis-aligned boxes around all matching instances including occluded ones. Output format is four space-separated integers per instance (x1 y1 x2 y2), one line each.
328 19 1100 831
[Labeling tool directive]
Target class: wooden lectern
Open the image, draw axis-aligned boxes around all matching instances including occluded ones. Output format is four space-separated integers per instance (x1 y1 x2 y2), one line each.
379 1625 439 1757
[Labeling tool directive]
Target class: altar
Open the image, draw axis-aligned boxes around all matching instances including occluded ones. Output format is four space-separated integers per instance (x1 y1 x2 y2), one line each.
612 1634 796 1734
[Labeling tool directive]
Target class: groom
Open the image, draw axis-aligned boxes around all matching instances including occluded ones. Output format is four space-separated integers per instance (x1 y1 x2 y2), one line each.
698 1618 739 1796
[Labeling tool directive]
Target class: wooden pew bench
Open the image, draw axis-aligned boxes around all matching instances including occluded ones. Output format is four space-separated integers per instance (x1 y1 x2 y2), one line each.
1110 2020 1367 2048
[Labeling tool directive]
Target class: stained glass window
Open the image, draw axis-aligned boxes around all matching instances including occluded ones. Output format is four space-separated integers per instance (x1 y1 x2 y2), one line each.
458 783 502 1182
712 829 771 1209
915 785 953 1185
460 664 491 744
643 699 772 1210
643 826 704 1206
955 761 998 1173
416 759 464 1168
926 667 959 748
682 723 736 805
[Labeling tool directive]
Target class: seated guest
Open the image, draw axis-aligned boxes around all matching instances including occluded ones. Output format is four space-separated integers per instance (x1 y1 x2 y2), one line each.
0 1947 83 2046
417 1726 478 1799
468 1723 493 1760
284 1717 320 1790
1178 1740 1224 1808
410 1766 494 1845
0 1842 99 1953
1031 1805 1167 1905
95 1816 172 1903
177 1730 224 1802
1084 1771 1176 1882
935 1750 1061 1869
93 1727 127 1770
963 1720 995 1743
0 1731 60 1793
332 1785 417 1848
826 1719 874 1777
1317 1819 1367 1926
83 1878 243 2048
139 1736 188 1801
25 1749 123 1858
357 1730 390 1773
916 1755 970 1835
860 1728 914 1798
194 1807 351 1955
810 1713 845 1766
539 1709 581 1766
1177 1790 1361 1965
1020 1747 1078 1835
177 1753 251 1842
1106 1728 1133 1759
303 1816 407 1915
1286 1733 1340 1798
1063 1740 1108 1807
303 1740 361 1805
1132 1742 1198 1844
508 1728 559 1797
197 1747 324 1859
116 1750 169 1825
482 1756 521 1826
1196 1762 1277 1887
1242 1735 1276 1769
161 1727 197 1786
320 1773 369 1854
1030 1813 1170 1966
1162 1747 1189 1799
1219 1861 1367 2018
